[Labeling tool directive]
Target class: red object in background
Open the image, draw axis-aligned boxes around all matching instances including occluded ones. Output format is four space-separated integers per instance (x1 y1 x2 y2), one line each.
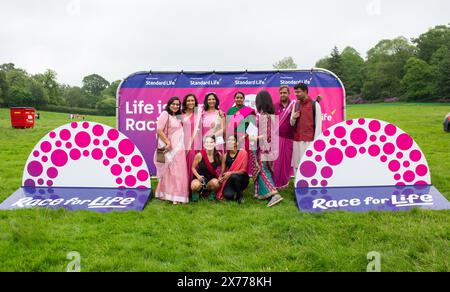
10 107 35 129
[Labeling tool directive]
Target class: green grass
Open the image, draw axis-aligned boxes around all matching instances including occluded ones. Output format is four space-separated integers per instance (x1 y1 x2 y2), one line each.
0 103 449 272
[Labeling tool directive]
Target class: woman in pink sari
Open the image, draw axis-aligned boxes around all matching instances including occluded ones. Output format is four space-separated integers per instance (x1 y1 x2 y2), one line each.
154 97 189 204
181 94 202 183
202 93 225 152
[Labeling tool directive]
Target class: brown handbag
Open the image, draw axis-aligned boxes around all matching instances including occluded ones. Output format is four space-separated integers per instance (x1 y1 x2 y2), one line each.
156 115 169 163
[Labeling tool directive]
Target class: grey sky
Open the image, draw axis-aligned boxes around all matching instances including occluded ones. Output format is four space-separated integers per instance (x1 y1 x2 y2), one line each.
0 0 449 86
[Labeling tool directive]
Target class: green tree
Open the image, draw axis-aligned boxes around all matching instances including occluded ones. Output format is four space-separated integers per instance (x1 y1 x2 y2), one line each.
340 47 365 96
430 46 450 99
413 24 450 63
401 57 435 101
101 80 121 99
315 57 330 69
273 57 298 69
362 37 416 100
63 86 88 108
96 97 116 116
33 69 62 105
327 46 344 78
82 74 110 108
0 71 8 105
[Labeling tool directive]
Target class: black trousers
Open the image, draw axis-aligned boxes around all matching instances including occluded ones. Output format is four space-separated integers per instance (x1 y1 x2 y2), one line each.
223 173 250 201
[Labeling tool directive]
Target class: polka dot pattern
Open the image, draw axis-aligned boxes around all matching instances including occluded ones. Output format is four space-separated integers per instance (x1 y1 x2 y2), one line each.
22 122 151 189
295 118 431 189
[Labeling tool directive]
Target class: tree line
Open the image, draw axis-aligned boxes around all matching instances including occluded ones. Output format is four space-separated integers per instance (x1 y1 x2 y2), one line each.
0 64 119 116
274 24 450 103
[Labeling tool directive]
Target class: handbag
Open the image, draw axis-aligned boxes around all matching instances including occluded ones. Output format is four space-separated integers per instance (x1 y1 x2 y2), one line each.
156 116 169 163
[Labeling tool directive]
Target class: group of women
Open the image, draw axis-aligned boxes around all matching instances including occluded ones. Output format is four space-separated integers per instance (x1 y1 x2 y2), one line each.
154 91 284 207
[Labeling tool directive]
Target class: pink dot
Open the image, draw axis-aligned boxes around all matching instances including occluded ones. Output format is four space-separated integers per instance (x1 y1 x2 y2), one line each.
300 161 317 178
383 143 395 155
297 180 309 188
396 134 413 151
415 181 428 186
396 152 403 159
108 129 119 141
70 149 81 160
388 160 400 172
403 171 415 183
340 140 348 147
131 155 143 167
321 180 328 187
369 120 381 132
47 167 58 179
51 150 68 167
103 140 109 147
66 142 73 149
334 126 346 138
125 166 132 172
345 146 357 158
92 148 103 160
81 150 88 157
410 150 422 162
71 122 78 129
93 139 100 146
24 179 35 187
306 150 313 157
314 140 326 152
40 141 52 153
125 175 137 187
311 179 318 186
116 178 123 184
346 120 353 125
368 145 380 157
93 125 104 136
75 132 91 148
37 179 44 185
27 161 43 177
380 155 387 163
323 130 330 137
380 136 387 142
42 156 48 162
321 167 333 179
358 118 365 125
137 170 149 182
359 147 366 154
416 165 428 177
103 159 110 166
33 151 39 157
111 164 122 176
59 129 71 141
315 155 322 162
325 148 343 166
119 139 135 156
82 122 89 129
49 132 56 139
385 124 397 136
394 174 401 181
370 135 377 142
106 147 117 159
47 180 53 187
403 161 410 168
396 182 405 187
119 157 125 163
350 128 367 145
330 139 337 146
55 141 62 147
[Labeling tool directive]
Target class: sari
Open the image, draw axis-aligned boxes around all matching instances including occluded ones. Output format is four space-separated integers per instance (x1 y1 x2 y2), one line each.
226 105 256 152
182 109 202 182
216 149 248 200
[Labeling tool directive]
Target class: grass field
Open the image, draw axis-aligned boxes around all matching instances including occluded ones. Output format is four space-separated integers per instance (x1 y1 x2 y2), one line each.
0 103 449 272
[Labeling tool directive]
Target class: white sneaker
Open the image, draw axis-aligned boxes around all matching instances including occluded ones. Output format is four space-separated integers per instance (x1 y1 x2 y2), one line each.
267 194 283 207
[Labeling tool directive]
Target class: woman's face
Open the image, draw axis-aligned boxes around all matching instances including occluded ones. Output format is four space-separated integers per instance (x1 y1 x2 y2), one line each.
204 137 216 151
235 94 245 107
186 96 196 110
207 95 217 109
226 136 237 150
169 100 180 114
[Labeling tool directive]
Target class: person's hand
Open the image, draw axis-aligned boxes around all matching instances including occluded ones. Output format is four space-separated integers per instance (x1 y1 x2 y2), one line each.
165 142 172 152
210 122 216 129
223 172 232 181
292 112 300 119
218 110 225 119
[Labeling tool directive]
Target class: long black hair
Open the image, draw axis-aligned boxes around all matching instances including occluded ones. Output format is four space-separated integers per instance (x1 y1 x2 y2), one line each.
182 93 198 113
203 135 221 165
255 90 275 114
234 91 245 99
204 92 220 111
165 96 182 116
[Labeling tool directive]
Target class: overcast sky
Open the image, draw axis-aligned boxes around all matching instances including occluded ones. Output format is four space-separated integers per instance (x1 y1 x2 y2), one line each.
0 0 449 86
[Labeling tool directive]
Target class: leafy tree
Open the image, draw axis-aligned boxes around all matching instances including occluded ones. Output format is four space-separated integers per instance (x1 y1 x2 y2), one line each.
273 57 298 69
413 24 450 63
0 71 8 105
430 46 450 99
33 69 62 105
327 46 344 78
401 57 435 101
96 97 116 116
63 86 88 108
82 74 110 107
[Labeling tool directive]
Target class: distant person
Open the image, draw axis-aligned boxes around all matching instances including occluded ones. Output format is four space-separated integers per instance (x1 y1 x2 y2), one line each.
36 112 40 120
290 83 323 175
